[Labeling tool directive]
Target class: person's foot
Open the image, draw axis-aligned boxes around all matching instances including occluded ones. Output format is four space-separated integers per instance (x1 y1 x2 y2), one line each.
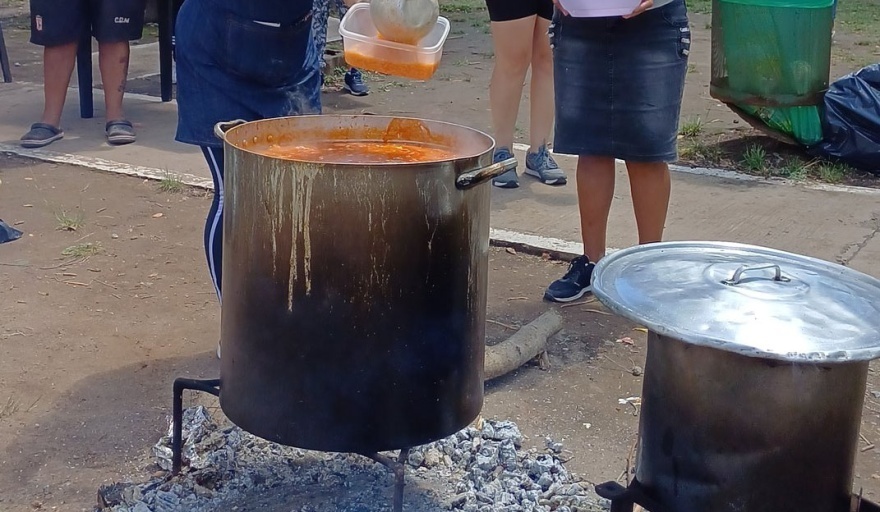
491 147 519 188
20 123 63 148
106 120 136 146
343 68 369 96
525 145 567 186
544 255 594 303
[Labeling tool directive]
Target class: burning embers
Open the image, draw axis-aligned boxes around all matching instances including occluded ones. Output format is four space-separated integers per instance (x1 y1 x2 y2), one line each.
97 406 606 512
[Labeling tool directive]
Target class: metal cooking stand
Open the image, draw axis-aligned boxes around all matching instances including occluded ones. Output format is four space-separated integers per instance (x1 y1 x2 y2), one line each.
170 377 411 512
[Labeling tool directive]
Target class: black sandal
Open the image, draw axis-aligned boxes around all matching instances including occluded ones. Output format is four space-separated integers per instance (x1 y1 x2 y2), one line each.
20 123 63 148
106 119 137 145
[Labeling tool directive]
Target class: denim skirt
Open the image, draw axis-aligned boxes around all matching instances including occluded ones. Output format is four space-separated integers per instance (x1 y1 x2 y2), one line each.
551 0 690 162
174 0 322 148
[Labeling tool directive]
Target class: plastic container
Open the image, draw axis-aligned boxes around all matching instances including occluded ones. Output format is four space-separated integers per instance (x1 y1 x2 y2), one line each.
339 3 450 81
557 0 640 17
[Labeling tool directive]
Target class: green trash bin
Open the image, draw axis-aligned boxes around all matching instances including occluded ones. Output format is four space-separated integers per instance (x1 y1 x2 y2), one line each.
710 0 834 145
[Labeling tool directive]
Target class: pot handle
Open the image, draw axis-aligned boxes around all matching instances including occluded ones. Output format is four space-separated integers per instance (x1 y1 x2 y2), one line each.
722 264 791 285
455 157 518 190
213 119 248 141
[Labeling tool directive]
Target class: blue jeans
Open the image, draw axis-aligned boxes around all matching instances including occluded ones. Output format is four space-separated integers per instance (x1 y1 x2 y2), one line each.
551 0 690 161
174 0 321 148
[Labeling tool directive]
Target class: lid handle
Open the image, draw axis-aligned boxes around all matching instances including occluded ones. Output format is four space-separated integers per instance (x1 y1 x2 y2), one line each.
722 264 791 286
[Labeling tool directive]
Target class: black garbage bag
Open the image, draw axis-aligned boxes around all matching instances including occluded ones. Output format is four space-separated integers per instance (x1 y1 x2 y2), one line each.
0 219 23 243
812 64 880 173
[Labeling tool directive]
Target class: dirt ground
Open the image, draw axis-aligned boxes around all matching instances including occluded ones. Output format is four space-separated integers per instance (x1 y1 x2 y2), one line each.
4 155 880 512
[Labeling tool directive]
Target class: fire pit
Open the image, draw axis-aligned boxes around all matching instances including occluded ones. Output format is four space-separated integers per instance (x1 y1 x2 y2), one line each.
590 241 880 512
166 115 516 511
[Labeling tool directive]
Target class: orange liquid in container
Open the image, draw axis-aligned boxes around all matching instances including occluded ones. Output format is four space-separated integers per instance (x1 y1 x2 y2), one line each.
344 46 439 81
260 141 454 164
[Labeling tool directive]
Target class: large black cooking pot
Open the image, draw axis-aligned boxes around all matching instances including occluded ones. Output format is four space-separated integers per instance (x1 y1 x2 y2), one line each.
213 115 513 454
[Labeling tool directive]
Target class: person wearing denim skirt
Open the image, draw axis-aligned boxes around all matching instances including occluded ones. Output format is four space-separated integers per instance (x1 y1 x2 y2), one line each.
174 0 321 357
544 0 690 302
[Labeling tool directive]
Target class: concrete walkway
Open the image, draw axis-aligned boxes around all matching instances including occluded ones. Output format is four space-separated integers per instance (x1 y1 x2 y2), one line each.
1 79 879 280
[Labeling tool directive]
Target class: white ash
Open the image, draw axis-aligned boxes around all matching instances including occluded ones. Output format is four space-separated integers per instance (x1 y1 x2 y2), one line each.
98 406 608 512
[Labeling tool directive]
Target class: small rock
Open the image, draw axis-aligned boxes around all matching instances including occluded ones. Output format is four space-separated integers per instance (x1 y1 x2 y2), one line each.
407 449 425 468
131 502 152 512
537 473 554 490
873 474 880 479
446 492 468 509
872 391 880 398
632 365 644 376
152 213 164 218
30 501 41 509
545 437 564 454
424 448 442 468
111 233 119 239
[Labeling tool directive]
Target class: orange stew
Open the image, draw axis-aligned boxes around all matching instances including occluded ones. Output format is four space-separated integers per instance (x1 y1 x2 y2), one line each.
345 49 439 81
260 141 454 164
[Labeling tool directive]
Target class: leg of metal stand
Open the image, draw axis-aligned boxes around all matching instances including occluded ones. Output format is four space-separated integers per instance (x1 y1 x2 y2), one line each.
362 449 410 512
76 28 93 119
0 21 12 83
157 0 174 101
171 377 221 474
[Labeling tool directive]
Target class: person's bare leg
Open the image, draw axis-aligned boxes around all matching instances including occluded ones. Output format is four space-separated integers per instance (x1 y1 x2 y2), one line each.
626 161 672 244
98 40 130 121
489 16 536 149
577 156 617 262
528 16 553 152
40 42 78 127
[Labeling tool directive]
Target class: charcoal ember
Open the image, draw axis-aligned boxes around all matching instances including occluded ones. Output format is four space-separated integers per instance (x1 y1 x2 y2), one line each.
101 406 605 512
528 455 556 478
97 482 136 508
486 420 523 447
545 437 564 454
498 440 518 470
407 448 425 468
152 490 180 512
423 448 442 468
152 406 216 471
536 472 554 490
130 502 152 512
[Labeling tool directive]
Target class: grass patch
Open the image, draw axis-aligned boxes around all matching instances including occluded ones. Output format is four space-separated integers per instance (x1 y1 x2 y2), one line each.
0 397 19 420
836 0 880 34
157 172 184 194
776 159 808 181
686 0 712 14
679 116 704 138
61 242 102 258
680 141 724 165
440 0 485 14
687 64 698 74
741 145 767 174
817 162 848 183
322 67 349 88
55 209 85 231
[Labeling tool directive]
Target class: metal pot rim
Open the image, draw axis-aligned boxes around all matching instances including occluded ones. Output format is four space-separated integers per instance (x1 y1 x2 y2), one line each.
215 114 496 167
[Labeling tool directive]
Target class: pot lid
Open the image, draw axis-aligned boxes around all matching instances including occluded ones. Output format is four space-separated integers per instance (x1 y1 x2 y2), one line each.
591 241 880 363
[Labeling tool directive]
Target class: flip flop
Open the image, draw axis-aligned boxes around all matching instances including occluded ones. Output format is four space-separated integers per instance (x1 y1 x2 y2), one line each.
106 119 136 146
20 123 64 148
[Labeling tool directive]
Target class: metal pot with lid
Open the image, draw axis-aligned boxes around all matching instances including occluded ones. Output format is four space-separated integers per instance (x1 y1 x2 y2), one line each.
592 241 880 512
